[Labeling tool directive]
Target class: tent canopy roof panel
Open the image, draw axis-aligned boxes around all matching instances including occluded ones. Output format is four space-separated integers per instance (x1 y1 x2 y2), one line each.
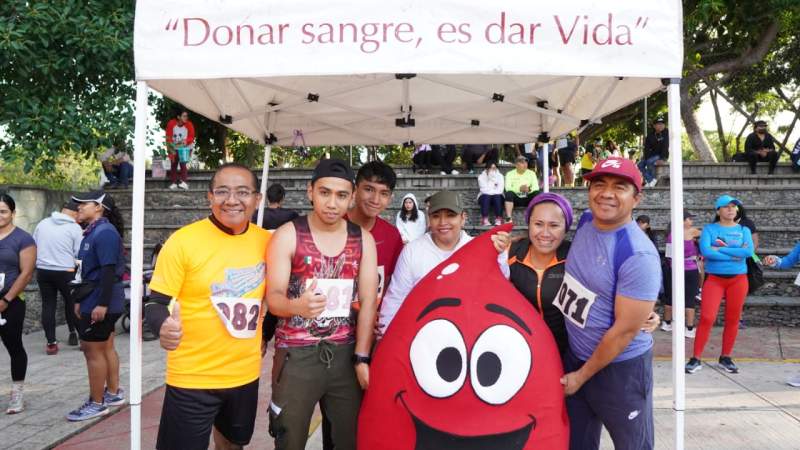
135 0 683 144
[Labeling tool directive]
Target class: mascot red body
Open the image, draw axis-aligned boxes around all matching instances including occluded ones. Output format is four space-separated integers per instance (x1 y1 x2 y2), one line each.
358 224 569 449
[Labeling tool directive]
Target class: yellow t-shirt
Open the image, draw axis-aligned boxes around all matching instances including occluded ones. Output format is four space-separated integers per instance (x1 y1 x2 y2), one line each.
580 152 595 170
149 218 271 389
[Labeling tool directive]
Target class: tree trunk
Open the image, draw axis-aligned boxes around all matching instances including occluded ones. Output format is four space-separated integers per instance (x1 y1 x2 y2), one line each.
680 84 718 162
735 120 750 154
709 89 730 161
216 124 229 162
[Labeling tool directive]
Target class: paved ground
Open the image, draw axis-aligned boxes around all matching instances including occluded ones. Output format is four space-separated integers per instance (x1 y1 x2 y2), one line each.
3 324 800 449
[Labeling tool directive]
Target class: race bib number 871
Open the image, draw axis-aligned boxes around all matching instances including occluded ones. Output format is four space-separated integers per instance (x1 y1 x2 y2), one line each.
211 296 261 339
555 273 597 328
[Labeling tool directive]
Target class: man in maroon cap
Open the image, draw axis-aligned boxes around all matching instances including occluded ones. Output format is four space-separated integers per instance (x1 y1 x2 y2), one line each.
559 157 661 450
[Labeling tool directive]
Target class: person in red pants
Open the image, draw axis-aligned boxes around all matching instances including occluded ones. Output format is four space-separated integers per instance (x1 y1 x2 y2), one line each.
165 108 195 190
685 195 753 375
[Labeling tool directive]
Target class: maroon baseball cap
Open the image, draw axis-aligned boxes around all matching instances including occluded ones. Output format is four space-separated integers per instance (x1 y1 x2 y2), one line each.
583 157 643 192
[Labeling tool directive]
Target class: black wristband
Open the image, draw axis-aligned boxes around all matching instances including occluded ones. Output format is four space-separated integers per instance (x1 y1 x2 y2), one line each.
0 297 9 305
352 354 371 366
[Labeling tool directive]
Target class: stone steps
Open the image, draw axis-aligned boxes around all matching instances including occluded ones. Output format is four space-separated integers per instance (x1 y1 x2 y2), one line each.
150 161 798 178
117 185 800 210
112 162 799 326
660 174 800 187
122 203 800 232
125 219 800 249
655 162 797 177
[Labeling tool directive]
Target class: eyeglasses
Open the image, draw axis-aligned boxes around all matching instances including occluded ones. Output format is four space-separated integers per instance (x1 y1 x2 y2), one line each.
211 189 256 200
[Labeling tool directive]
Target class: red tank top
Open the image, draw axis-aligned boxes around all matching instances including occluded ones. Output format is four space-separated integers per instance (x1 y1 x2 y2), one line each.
274 216 362 348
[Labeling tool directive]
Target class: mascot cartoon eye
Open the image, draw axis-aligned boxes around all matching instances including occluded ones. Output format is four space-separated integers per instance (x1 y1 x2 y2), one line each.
470 324 532 405
409 319 467 398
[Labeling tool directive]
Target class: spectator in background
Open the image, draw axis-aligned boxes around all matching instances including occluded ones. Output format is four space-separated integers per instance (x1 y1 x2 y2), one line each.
662 211 702 338
580 145 596 185
396 193 426 244
66 191 127 421
744 120 779 175
99 146 133 189
536 143 561 187
504 156 539 223
639 117 669 187
636 215 658 249
477 162 505 226
732 204 759 251
462 144 498 173
260 183 299 230
790 137 800 173
0 193 37 415
33 201 83 354
431 145 459 175
605 140 622 158
412 144 434 174
165 108 195 190
557 135 578 187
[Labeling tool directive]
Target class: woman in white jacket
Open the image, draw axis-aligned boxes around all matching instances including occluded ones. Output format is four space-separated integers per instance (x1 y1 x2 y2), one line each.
395 193 427 244
478 162 505 226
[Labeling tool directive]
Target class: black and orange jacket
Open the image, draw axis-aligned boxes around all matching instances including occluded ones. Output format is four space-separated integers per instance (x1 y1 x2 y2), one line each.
508 238 571 356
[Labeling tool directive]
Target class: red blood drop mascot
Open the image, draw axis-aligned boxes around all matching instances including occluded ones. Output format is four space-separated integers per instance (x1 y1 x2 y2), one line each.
358 224 569 449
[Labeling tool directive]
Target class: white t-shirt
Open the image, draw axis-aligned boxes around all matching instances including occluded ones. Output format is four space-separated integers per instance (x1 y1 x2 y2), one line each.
378 231 510 332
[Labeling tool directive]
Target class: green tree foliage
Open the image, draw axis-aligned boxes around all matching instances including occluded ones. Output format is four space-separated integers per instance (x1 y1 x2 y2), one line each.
0 1 135 171
583 1 800 161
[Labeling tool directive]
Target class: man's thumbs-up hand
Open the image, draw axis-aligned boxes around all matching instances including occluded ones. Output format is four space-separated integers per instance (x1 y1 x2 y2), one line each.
160 301 183 351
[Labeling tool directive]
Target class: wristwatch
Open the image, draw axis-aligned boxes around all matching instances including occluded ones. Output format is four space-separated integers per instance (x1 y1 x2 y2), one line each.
352 354 371 366
0 297 10 306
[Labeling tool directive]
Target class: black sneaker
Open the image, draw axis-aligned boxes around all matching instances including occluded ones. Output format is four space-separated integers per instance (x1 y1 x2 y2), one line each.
718 356 739 374
685 357 702 374
68 332 79 346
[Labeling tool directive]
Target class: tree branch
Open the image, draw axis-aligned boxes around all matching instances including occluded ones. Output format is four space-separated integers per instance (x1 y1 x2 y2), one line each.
684 19 780 86
775 87 800 114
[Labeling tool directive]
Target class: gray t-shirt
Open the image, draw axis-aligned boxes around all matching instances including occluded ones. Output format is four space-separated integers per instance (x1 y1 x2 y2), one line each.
0 227 36 297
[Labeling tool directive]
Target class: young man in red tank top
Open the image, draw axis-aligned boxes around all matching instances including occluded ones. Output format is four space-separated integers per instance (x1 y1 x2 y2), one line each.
267 159 378 450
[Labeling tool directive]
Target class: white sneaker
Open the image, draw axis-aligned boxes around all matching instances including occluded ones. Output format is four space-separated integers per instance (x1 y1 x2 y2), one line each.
168 183 178 190
178 181 190 190
685 327 696 339
787 374 800 387
660 322 672 332
450 169 460 175
440 171 447 175
6 383 23 414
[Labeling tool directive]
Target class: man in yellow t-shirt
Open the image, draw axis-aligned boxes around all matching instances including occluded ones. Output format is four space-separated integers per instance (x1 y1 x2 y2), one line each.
504 156 539 223
145 163 270 450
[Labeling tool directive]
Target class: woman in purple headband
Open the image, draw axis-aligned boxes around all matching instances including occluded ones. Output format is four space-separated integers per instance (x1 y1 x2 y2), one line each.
507 192 659 358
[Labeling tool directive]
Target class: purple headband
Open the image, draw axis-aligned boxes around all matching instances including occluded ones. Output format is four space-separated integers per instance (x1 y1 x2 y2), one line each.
524 193 574 230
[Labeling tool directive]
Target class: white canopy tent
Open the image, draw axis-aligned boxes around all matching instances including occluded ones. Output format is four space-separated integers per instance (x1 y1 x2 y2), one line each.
132 0 687 448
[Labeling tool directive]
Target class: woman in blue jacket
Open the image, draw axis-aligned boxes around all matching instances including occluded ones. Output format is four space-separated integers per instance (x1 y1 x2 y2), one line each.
686 195 754 375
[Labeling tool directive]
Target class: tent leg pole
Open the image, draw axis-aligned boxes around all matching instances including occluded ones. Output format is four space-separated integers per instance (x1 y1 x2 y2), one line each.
667 79 685 450
130 80 149 450
543 143 550 193
257 145 272 227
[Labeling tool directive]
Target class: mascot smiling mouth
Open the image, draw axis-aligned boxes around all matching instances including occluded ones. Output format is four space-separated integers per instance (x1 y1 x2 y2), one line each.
396 391 536 450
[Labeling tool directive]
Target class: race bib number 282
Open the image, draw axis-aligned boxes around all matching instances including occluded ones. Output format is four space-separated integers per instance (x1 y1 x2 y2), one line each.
554 273 597 328
211 296 261 339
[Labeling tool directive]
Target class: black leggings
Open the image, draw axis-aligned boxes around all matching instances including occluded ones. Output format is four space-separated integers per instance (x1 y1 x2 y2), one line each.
0 298 28 382
37 269 77 343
